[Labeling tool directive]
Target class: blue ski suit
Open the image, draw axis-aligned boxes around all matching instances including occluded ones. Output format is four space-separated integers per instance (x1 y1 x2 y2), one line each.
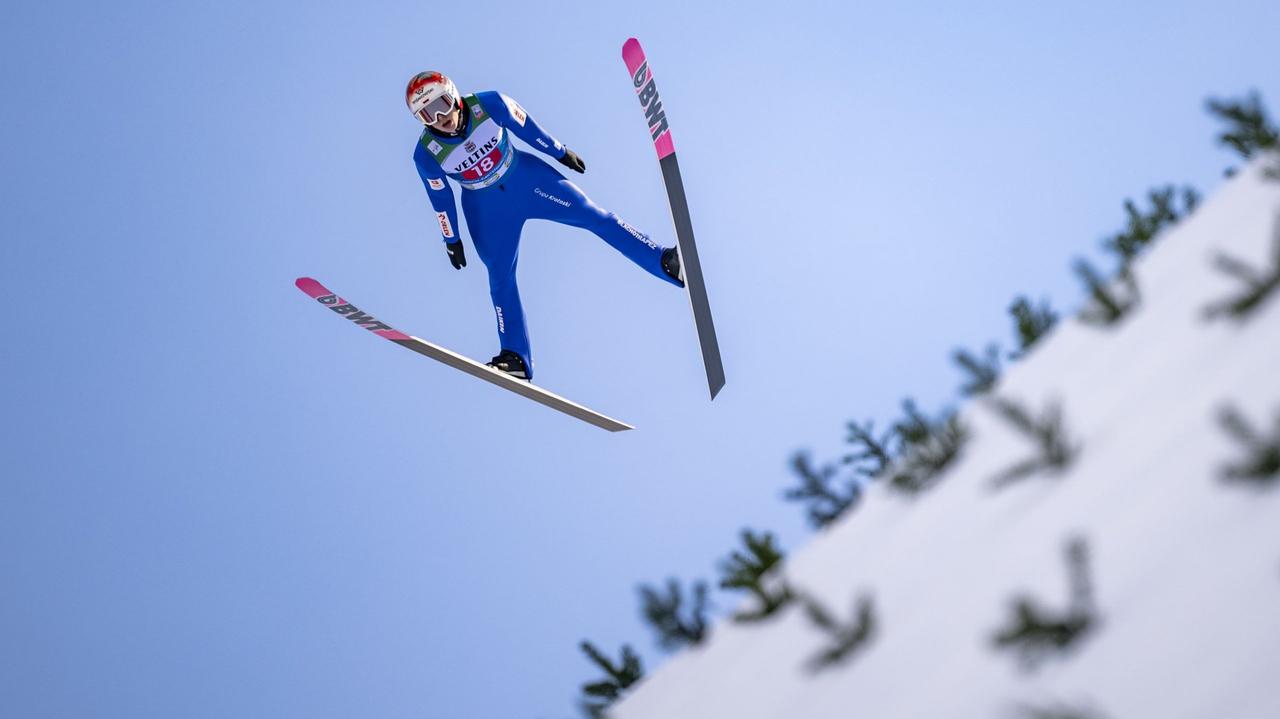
413 90 680 379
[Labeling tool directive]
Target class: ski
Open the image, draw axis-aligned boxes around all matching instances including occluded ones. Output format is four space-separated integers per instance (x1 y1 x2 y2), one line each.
622 37 725 400
295 277 634 432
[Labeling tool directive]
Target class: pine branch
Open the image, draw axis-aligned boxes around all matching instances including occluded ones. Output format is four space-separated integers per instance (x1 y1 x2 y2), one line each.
718 529 792 622
1217 404 1280 485
797 401 969 502
1074 258 1140 327
893 399 933 446
1207 91 1279 160
1075 184 1201 329
786 416 896 528
988 396 1079 490
953 343 1001 396
992 597 1091 667
582 681 620 700
1203 213 1280 320
577 641 643 719
786 451 862 528
1102 186 1199 266
801 592 878 673
884 400 969 496
841 419 896 475
1009 296 1059 359
637 578 709 651
991 537 1097 671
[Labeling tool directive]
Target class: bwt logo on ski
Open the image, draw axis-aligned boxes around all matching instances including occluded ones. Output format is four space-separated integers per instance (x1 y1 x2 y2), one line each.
631 62 669 141
315 294 394 333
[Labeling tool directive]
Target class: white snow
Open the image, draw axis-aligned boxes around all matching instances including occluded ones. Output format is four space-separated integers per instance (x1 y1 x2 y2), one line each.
612 158 1280 719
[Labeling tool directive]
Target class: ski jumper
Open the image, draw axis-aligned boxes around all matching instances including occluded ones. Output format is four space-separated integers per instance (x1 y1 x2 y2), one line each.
413 91 680 379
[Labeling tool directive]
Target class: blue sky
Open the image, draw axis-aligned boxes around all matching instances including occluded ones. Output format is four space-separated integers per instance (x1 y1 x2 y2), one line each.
3 1 1278 716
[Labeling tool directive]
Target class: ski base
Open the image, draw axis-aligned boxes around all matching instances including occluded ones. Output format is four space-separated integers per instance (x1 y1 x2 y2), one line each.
295 277 634 432
660 151 725 399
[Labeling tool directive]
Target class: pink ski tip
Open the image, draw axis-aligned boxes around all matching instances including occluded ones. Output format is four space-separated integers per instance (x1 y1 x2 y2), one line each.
622 38 646 74
295 276 331 299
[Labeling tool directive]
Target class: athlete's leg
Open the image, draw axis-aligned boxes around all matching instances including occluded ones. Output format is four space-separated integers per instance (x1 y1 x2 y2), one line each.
521 156 681 287
461 189 536 377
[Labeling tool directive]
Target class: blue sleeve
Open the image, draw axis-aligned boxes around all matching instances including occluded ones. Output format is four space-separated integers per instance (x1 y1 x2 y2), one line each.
413 140 461 245
476 90 567 160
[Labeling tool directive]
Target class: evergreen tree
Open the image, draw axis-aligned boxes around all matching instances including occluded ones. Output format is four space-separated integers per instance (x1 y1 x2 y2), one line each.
718 529 792 622
952 343 1001 396
1217 404 1280 485
1009 295 1059 359
637 578 710 651
991 537 1097 671
578 641 644 719
800 592 878 673
1203 214 1280 320
987 396 1079 490
1073 258 1139 327
884 400 969 496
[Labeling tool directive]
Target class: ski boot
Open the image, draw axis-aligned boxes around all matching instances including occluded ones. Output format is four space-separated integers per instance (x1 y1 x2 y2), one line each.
661 246 685 287
486 349 530 380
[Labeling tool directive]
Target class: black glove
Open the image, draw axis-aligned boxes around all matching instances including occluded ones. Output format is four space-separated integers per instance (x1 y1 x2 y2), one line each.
558 148 586 174
445 240 466 270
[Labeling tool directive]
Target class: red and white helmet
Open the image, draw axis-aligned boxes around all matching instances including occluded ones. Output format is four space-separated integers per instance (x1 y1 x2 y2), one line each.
406 71 461 126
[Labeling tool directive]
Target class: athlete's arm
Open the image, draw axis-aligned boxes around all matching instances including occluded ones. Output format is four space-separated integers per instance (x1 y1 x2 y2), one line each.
413 141 462 245
477 91 567 160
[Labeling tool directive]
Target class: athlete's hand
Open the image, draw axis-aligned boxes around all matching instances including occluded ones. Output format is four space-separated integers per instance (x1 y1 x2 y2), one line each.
558 148 586 174
445 240 467 270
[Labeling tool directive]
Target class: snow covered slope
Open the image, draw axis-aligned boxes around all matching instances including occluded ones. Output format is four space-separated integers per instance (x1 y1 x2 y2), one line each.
613 159 1280 719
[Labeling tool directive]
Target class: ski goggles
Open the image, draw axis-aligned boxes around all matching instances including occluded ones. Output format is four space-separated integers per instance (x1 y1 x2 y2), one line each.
414 94 457 126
